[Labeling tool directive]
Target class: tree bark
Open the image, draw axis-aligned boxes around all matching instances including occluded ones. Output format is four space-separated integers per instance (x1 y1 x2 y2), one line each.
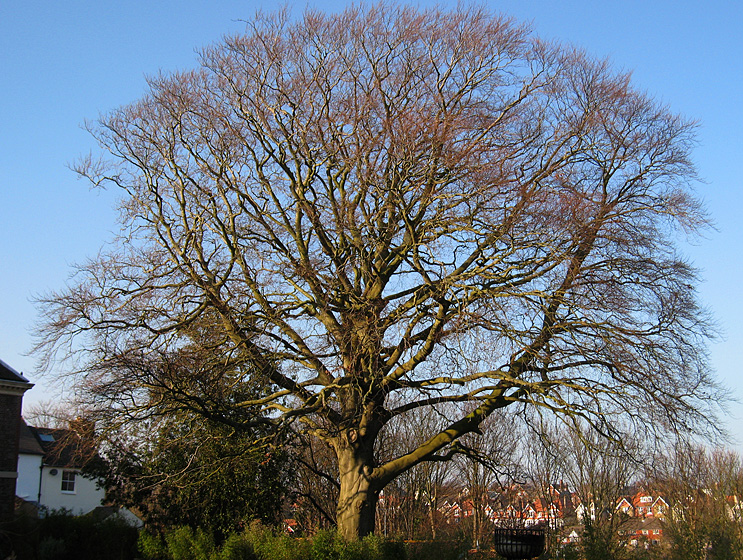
335 430 379 541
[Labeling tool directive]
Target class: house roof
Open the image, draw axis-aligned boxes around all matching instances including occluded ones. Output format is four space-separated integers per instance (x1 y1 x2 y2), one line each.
26 424 97 469
0 358 33 395
622 517 665 532
652 496 669 507
18 418 44 455
0 358 30 383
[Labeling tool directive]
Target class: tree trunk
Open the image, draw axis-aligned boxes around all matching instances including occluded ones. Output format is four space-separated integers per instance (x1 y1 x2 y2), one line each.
335 431 379 541
428 497 437 539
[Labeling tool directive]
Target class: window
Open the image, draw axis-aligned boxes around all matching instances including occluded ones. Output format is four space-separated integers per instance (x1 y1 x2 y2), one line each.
61 471 76 493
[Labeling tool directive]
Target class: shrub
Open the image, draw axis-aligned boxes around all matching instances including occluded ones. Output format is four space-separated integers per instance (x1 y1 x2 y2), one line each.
405 539 465 560
0 509 138 560
217 531 258 560
363 534 406 560
309 530 338 560
143 524 461 560
0 513 40 560
139 530 168 560
312 531 406 560
90 515 140 560
164 526 216 560
242 522 310 560
38 536 66 560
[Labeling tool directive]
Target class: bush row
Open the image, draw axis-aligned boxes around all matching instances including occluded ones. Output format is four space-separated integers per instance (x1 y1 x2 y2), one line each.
138 522 466 560
1 513 468 560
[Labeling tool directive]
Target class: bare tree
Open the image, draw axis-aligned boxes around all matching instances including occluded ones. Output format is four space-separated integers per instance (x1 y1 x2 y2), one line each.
23 400 79 429
521 426 569 532
455 412 522 548
35 4 721 539
374 403 455 538
290 432 339 533
549 423 641 559
652 443 743 559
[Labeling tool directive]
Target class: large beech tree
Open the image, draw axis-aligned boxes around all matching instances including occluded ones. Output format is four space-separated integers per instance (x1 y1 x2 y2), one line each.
36 5 721 540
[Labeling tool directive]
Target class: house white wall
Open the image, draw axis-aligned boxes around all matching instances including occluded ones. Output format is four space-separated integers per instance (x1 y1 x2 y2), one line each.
15 453 42 503
38 466 104 515
17 453 105 515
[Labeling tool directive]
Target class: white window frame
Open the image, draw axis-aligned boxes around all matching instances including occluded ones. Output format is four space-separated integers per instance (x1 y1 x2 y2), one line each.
61 470 77 494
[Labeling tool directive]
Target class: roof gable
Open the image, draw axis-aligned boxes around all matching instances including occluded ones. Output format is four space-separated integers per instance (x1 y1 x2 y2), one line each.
652 496 669 508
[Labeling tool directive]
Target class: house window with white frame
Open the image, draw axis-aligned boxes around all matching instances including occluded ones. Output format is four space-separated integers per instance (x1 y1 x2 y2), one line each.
61 470 76 493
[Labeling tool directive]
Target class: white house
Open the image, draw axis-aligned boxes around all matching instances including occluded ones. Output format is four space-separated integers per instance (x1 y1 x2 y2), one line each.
16 419 105 515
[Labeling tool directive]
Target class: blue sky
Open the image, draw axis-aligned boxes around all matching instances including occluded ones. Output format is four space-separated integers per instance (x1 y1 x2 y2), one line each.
1 1 741 446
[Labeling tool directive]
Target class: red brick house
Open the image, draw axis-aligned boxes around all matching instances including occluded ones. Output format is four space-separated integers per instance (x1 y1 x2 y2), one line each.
0 359 33 521
632 491 655 517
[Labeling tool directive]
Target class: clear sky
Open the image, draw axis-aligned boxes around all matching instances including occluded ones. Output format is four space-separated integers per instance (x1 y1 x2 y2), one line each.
1 1 741 446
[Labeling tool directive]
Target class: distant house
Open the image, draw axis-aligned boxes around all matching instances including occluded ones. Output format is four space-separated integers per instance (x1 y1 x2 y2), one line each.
526 497 564 528
576 500 596 522
616 496 633 516
651 496 669 521
632 491 655 518
0 359 33 521
618 517 664 547
16 418 105 515
560 526 583 545
616 491 668 521
727 495 743 522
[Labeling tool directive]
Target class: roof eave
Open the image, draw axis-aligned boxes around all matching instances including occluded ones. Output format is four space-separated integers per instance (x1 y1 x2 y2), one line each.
0 378 34 396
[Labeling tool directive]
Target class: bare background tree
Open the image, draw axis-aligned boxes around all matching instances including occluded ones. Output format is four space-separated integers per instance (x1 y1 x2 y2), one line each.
35 4 722 539
374 403 456 538
651 443 743 560
455 413 522 548
290 433 340 533
548 423 642 559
